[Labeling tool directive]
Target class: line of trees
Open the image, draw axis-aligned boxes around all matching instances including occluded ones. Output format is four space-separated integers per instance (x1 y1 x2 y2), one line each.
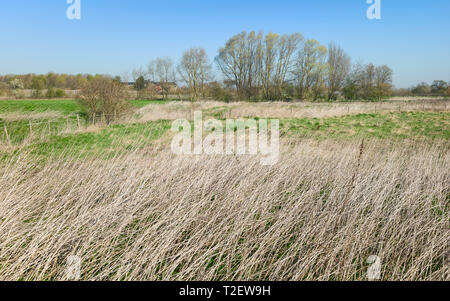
344 63 393 101
129 51 213 101
214 31 395 101
0 73 115 98
215 32 303 100
128 30 394 102
408 80 450 96
6 30 450 102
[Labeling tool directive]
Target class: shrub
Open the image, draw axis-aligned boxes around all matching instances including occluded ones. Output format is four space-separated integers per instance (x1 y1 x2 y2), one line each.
78 78 132 124
211 84 233 103
55 89 66 98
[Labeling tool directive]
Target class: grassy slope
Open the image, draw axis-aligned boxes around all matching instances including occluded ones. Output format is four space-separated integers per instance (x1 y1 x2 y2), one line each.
23 121 172 159
281 112 450 140
0 99 165 114
8 111 447 159
0 99 82 115
1 99 448 159
0 99 167 145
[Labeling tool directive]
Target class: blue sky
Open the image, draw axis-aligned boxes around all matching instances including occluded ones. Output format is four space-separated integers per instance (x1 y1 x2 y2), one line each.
1 0 449 88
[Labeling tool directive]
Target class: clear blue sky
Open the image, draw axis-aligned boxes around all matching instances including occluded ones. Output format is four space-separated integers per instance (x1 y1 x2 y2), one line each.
1 0 449 88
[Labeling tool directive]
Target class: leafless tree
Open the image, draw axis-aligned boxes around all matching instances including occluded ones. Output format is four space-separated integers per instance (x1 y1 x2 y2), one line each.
147 60 157 83
216 31 251 99
131 67 147 83
273 33 303 99
216 31 302 101
326 42 350 100
178 48 212 101
121 72 130 84
155 57 176 100
292 39 327 100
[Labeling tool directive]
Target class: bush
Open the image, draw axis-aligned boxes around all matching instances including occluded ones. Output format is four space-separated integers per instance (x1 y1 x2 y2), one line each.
78 78 132 124
55 89 66 98
211 84 233 103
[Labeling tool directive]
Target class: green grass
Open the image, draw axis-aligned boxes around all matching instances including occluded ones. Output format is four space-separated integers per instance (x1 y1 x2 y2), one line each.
0 99 165 146
0 99 163 115
1 111 448 161
0 99 82 115
0 117 85 145
23 120 172 159
280 112 450 140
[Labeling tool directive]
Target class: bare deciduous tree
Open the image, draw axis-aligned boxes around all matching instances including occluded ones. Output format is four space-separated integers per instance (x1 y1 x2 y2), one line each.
326 42 350 100
147 61 157 83
216 31 302 101
131 67 147 83
155 57 176 100
293 39 327 100
216 31 252 99
178 48 212 101
273 33 303 99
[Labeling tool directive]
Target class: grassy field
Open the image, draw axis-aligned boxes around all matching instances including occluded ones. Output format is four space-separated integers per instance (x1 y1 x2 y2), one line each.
0 99 448 281
0 99 165 115
129 99 167 108
281 112 450 140
0 99 168 148
0 99 82 115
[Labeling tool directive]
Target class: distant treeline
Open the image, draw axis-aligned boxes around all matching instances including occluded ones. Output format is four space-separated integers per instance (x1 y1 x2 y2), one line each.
393 80 450 97
0 73 118 98
1 31 449 101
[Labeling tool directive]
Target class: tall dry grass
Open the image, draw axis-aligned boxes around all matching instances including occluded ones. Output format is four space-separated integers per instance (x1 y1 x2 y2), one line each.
0 139 448 281
138 99 449 121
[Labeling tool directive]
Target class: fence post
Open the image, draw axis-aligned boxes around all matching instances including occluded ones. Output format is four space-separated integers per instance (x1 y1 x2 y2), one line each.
48 120 51 136
77 114 81 129
29 120 33 138
4 123 11 146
